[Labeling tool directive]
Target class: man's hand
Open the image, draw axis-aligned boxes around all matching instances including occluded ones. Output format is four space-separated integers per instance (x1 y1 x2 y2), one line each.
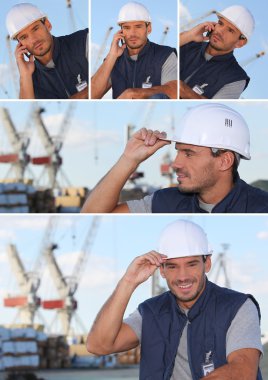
15 42 35 77
108 30 127 59
180 80 207 99
180 22 216 46
123 252 167 287
70 87 88 99
123 128 171 166
117 88 145 99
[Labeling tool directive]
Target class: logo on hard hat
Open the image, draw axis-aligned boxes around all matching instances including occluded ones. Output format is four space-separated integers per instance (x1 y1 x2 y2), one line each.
225 119 233 127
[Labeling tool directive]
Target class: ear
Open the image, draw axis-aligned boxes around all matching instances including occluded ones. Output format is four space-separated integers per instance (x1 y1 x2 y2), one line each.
44 18 52 32
147 23 152 35
218 151 234 172
234 38 247 49
159 265 166 279
204 256 212 274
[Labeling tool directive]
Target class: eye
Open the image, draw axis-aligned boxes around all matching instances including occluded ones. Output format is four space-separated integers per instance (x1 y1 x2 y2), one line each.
166 265 176 270
185 151 193 157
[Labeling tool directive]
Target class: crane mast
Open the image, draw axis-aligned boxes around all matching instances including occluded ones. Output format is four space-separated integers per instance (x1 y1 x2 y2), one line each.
4 244 41 325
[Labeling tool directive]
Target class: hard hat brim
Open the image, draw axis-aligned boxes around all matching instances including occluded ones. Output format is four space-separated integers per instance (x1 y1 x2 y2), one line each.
158 136 251 160
10 16 46 40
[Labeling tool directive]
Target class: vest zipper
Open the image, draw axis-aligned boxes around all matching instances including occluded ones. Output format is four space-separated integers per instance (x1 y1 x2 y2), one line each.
54 67 71 98
132 59 137 88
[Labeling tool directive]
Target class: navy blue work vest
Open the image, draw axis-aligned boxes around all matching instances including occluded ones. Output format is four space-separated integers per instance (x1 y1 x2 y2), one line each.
151 177 268 213
32 29 88 99
138 280 262 380
180 42 249 98
111 40 176 99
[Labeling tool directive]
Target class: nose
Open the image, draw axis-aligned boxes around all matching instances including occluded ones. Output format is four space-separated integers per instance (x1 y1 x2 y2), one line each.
171 151 183 170
175 266 191 282
215 23 225 37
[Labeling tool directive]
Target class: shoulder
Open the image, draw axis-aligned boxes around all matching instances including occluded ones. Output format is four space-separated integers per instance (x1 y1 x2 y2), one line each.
209 281 248 307
149 41 177 56
152 187 195 212
240 179 268 211
57 28 88 43
138 292 171 315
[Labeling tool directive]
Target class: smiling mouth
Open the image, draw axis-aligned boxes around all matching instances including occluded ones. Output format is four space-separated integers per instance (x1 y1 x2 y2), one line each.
178 283 192 289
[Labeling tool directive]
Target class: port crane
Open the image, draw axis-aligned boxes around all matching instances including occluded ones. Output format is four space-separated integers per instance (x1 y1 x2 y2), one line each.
42 216 101 335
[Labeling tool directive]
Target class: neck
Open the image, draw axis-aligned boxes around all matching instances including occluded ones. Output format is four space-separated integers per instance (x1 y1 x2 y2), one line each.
198 176 234 205
206 44 233 57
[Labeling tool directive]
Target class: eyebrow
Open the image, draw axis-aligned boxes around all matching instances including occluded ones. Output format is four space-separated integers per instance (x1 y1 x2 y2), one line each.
175 147 197 154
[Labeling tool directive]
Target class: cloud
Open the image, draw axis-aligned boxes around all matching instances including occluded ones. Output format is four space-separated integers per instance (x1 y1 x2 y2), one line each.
179 3 192 24
0 216 48 231
64 127 121 148
257 231 268 239
158 18 174 28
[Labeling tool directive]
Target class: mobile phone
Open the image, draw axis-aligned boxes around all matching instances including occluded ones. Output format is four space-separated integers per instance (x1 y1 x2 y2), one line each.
118 37 125 47
206 30 212 37
23 51 31 60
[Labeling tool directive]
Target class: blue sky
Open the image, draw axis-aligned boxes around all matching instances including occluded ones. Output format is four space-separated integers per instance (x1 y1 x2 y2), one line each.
0 214 268 336
0 100 267 190
0 0 88 99
91 0 178 75
180 0 268 99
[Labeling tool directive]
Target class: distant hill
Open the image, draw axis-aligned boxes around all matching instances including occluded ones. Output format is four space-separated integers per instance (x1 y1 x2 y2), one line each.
260 342 268 378
251 180 268 192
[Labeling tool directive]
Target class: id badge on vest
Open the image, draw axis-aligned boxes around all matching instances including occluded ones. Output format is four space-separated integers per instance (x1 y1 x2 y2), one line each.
202 351 215 376
192 83 208 95
76 74 88 92
142 76 152 89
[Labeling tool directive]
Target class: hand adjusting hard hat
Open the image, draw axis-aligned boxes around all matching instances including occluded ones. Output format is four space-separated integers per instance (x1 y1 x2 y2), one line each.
216 5 255 40
169 103 251 160
158 220 213 259
117 1 151 25
6 3 46 40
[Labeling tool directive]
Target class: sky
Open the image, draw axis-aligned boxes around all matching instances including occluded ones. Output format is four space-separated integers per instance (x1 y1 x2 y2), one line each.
0 214 268 338
180 0 268 99
0 100 267 191
0 0 88 99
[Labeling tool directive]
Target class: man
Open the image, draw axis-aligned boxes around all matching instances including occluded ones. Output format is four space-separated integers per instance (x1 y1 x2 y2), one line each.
81 103 268 213
87 220 263 379
91 1 177 99
6 3 88 99
180 5 254 99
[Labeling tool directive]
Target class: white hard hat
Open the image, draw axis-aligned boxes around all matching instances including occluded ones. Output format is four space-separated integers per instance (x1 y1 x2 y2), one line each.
216 5 255 40
117 1 151 25
6 3 47 40
172 103 251 160
158 220 213 259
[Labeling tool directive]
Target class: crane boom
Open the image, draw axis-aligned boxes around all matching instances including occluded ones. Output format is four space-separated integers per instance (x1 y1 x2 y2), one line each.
93 27 114 73
0 107 23 152
43 245 68 298
7 244 28 293
32 108 55 155
72 216 101 281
